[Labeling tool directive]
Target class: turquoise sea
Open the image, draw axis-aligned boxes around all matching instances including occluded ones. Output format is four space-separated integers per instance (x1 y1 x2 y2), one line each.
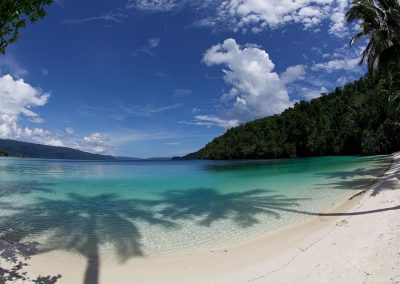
0 155 391 260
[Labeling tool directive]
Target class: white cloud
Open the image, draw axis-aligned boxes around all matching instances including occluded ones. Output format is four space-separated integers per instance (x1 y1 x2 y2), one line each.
0 75 51 140
329 0 349 37
281 65 306 84
84 133 108 144
0 75 49 117
132 38 161 57
112 103 182 120
212 0 352 37
0 75 76 150
46 139 64 147
78 133 110 154
128 0 351 37
148 38 161 48
194 115 240 128
164 141 180 145
64 10 127 25
201 38 303 126
314 56 360 71
301 86 328 100
127 0 180 11
312 44 365 73
313 57 359 72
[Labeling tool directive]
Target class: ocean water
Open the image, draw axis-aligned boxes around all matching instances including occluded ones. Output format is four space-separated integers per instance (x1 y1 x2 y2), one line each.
0 155 391 260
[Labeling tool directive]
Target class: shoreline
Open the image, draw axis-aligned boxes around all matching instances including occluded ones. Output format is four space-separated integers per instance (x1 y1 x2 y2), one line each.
25 153 400 283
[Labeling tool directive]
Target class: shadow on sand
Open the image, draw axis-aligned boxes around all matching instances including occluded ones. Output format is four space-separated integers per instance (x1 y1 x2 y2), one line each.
0 184 306 284
0 193 175 284
0 155 398 284
315 155 394 195
159 188 306 228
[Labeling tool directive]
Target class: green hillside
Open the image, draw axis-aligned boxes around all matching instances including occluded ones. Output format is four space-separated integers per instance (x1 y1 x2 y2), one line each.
182 76 400 160
0 139 116 160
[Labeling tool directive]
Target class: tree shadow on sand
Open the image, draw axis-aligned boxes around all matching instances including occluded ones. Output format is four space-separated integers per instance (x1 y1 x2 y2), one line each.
158 188 308 228
315 156 394 195
0 185 311 284
7 183 397 283
0 239 61 284
0 193 175 284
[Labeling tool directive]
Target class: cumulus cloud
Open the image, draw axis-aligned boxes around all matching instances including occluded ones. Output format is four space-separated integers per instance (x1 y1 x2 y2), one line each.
0 75 51 140
199 38 304 127
0 75 78 150
281 65 306 84
0 75 124 155
0 75 49 117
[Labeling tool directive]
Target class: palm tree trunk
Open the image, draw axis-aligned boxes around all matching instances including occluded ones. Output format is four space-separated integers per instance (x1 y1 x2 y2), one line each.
84 250 100 284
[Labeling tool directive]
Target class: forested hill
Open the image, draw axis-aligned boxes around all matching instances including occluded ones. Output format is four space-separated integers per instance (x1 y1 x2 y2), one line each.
0 139 116 160
181 77 400 160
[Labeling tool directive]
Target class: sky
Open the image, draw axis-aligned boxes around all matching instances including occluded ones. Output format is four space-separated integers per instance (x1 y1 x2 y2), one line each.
0 0 367 158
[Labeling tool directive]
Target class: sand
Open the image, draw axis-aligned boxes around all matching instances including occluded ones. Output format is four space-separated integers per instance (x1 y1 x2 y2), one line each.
26 153 400 284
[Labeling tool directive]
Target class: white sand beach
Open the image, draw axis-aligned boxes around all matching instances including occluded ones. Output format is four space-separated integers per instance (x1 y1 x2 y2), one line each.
27 153 400 284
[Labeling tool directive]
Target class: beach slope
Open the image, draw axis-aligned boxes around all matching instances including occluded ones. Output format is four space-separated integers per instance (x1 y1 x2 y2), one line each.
27 153 400 284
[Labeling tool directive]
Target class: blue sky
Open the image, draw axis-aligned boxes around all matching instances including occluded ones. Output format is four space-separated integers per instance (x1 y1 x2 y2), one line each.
0 0 366 158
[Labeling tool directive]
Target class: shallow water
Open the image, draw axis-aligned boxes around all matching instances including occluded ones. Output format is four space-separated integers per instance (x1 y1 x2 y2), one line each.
0 155 391 260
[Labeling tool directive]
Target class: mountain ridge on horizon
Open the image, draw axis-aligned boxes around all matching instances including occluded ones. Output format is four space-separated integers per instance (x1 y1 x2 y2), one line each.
0 139 115 160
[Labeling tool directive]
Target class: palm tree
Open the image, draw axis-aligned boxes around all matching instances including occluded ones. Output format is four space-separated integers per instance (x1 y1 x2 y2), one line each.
346 0 400 76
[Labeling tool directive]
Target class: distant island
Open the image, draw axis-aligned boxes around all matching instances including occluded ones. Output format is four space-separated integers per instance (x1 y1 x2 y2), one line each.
0 139 116 160
177 76 400 160
0 139 176 161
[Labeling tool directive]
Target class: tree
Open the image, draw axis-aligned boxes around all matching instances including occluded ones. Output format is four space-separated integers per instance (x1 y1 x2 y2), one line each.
0 0 53 54
346 0 400 76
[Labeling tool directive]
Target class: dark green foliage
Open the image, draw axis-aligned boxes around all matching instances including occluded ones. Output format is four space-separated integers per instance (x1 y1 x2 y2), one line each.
185 76 400 160
0 150 8 156
0 0 53 54
0 139 116 160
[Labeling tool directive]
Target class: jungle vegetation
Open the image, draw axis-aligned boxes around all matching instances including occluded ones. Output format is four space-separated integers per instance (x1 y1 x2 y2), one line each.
181 0 400 160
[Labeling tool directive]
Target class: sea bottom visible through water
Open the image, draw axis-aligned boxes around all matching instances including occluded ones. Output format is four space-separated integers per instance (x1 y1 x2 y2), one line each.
0 155 392 261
